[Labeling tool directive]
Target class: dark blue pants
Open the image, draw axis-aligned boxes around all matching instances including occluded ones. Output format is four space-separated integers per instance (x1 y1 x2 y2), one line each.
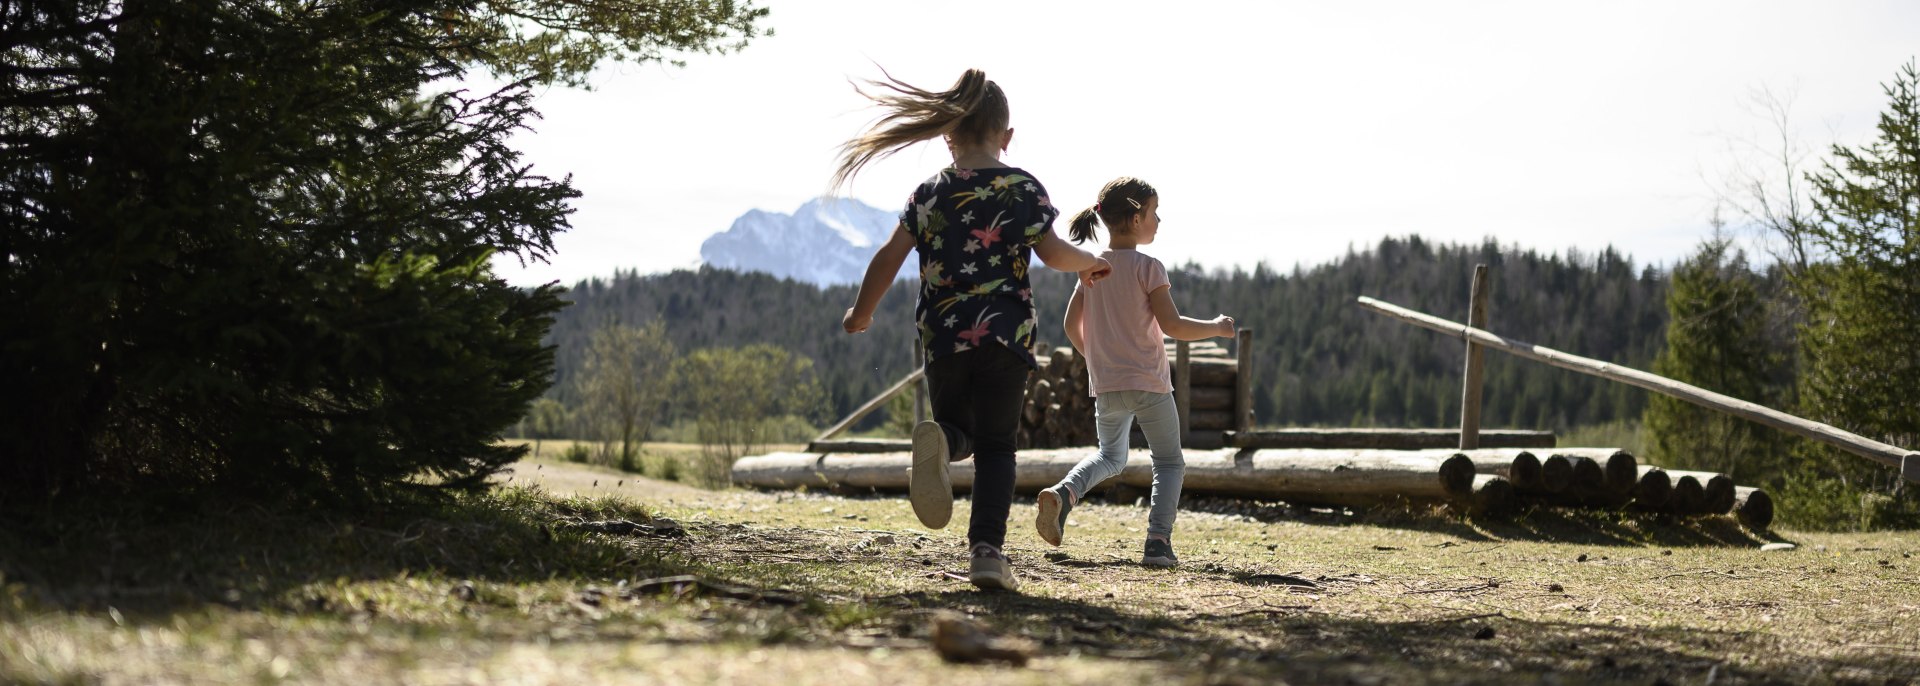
924 344 1031 548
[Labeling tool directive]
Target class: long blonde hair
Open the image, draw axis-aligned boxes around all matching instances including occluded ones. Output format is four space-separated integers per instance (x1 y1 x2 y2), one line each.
830 68 1009 191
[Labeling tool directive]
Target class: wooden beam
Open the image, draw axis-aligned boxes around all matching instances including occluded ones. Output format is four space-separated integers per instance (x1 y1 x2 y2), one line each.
1460 264 1491 449
1235 328 1254 434
1226 428 1555 450
1176 339 1192 442
1358 295 1920 481
812 366 924 442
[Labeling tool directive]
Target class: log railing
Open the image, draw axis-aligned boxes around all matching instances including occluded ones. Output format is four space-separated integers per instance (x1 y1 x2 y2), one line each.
1358 295 1920 483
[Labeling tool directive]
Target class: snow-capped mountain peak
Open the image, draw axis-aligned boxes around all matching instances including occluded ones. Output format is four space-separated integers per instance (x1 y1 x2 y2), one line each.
699 197 909 287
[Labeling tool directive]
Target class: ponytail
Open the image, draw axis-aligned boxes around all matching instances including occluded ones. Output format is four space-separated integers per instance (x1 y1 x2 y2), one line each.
830 68 1010 191
1067 207 1100 244
1079 177 1158 243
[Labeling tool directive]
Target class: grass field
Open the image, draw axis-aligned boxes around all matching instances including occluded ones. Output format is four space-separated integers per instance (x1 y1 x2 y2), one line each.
4 456 1918 684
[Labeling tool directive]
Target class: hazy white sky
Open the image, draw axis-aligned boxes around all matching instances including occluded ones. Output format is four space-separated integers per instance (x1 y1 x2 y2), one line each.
483 1 1920 287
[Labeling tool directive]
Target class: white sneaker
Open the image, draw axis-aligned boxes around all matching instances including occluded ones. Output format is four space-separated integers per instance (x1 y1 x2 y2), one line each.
909 421 953 529
968 542 1019 591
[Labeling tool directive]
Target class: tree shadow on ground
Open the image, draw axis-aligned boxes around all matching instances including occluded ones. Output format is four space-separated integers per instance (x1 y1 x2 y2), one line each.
870 584 1918 685
0 486 686 619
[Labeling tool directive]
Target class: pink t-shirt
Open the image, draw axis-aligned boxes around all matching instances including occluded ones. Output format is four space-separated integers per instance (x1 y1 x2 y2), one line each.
1076 249 1172 396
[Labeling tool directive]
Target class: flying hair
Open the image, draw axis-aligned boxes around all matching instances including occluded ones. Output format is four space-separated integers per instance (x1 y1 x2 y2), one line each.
1068 177 1157 244
829 68 1009 192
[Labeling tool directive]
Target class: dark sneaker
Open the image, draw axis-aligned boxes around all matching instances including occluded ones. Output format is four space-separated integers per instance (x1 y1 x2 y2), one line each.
968 542 1019 591
909 421 952 529
1142 538 1179 568
1035 485 1074 546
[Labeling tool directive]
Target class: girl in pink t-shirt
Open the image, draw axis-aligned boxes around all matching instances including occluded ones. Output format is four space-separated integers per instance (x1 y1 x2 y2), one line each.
1035 177 1236 568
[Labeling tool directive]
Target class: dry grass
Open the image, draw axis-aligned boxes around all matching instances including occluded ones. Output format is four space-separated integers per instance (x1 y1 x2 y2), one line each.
4 458 1918 685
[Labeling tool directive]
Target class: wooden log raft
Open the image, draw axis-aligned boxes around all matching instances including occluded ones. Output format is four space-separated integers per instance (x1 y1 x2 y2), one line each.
733 448 1487 510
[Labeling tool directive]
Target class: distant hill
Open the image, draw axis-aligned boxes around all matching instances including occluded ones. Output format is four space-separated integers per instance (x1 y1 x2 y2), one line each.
553 236 1671 433
698 197 910 287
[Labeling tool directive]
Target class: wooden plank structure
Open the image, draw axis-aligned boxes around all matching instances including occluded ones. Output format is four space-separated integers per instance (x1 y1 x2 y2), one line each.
766 267 1802 530
1358 294 1920 483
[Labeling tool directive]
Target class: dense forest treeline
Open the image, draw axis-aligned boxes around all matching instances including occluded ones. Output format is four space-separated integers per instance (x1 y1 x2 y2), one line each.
548 236 1731 433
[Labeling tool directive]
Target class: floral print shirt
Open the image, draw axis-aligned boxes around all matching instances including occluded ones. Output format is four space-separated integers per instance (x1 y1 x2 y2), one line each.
902 166 1057 369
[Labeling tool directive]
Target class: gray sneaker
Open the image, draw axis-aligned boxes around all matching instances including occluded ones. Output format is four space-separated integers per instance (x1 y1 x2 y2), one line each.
968 542 1019 591
1142 538 1179 568
909 421 952 529
1035 485 1074 547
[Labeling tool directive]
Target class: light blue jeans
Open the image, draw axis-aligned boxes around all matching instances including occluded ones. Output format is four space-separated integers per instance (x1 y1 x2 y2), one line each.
1056 389 1185 540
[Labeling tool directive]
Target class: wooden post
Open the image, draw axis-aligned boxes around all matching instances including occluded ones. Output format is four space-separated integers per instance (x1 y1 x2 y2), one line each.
1235 328 1254 434
1175 339 1192 442
913 342 926 426
1358 295 1920 481
1459 265 1490 450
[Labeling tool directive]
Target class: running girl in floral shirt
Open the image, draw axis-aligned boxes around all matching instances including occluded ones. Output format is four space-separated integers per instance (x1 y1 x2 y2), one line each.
835 68 1111 591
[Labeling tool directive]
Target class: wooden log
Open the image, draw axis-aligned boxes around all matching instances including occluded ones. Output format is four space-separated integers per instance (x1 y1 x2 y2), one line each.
1664 469 1735 515
735 448 1479 508
1603 452 1639 496
1449 450 1542 491
1175 340 1192 440
1226 429 1556 450
1358 295 1920 481
1166 341 1230 358
1190 410 1234 431
808 438 910 454
1185 358 1239 387
1185 430 1227 450
1189 386 1235 411
1460 264 1491 449
1733 486 1774 530
1538 454 1573 493
1631 466 1672 510
1235 329 1254 433
1669 475 1705 515
1460 474 1514 515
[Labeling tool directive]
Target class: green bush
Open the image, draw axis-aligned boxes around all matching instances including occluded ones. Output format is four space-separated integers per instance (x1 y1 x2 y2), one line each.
1775 469 1920 531
560 444 592 464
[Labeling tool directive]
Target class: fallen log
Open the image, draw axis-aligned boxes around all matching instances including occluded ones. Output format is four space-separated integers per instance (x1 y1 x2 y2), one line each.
1539 454 1574 493
1631 466 1672 510
1448 451 1543 491
1226 429 1556 450
807 438 909 454
1733 486 1774 530
1669 475 1705 515
1663 469 1735 515
1462 474 1515 515
733 448 1481 509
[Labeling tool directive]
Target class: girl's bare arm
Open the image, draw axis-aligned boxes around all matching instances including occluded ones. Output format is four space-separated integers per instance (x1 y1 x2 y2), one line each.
843 227 917 333
1147 286 1234 341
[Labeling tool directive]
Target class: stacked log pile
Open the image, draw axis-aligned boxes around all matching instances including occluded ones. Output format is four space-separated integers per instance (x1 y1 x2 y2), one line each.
1016 341 1239 450
732 446 1775 530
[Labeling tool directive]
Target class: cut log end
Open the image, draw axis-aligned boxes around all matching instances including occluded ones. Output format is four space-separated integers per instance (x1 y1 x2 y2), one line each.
1632 468 1672 509
1439 453 1478 496
1734 486 1774 531
1539 455 1574 493
1508 452 1543 490
1670 476 1705 515
1603 452 1639 495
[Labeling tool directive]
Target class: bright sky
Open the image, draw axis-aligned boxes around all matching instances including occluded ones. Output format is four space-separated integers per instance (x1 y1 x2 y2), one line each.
484 1 1920 287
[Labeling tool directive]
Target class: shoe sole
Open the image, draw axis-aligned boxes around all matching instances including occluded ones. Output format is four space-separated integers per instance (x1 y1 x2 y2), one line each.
1142 556 1178 568
969 569 1019 592
909 422 952 529
1035 489 1064 546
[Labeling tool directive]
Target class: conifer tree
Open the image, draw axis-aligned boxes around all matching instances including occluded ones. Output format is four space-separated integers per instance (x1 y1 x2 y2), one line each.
1793 60 1920 489
1644 237 1787 480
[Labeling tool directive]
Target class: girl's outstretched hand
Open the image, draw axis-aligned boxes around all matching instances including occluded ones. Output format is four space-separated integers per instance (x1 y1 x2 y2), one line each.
843 307 872 334
1215 315 1237 338
1079 257 1113 286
